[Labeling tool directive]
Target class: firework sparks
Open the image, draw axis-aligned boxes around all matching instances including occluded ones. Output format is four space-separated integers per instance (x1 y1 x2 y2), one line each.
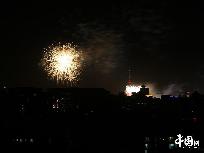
41 43 83 84
125 85 141 96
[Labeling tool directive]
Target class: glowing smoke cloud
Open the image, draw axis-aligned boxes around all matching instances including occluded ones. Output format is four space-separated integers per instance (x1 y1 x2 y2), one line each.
125 85 141 96
41 43 83 84
162 83 184 95
76 23 124 74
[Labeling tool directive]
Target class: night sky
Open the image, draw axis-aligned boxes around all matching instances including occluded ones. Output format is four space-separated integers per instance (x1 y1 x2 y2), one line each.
1 1 204 95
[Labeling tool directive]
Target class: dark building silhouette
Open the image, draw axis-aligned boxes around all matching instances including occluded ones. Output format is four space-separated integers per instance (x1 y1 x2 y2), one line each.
139 84 150 95
0 87 203 153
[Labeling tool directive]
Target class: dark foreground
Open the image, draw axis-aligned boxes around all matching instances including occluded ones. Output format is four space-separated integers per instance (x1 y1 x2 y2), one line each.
0 87 203 153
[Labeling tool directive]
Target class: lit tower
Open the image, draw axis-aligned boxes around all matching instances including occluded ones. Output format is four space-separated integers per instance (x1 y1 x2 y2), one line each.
125 69 141 96
128 69 131 84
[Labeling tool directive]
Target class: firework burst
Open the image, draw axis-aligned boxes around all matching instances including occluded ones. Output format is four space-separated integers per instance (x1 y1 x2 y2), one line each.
41 43 83 84
125 85 141 96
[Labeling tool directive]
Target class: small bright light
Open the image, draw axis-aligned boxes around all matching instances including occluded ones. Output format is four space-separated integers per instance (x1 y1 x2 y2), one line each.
30 138 34 143
52 104 56 109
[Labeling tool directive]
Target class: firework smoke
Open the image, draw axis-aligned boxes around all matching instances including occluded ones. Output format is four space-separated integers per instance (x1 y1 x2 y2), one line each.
161 83 184 95
145 83 185 97
75 23 124 75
